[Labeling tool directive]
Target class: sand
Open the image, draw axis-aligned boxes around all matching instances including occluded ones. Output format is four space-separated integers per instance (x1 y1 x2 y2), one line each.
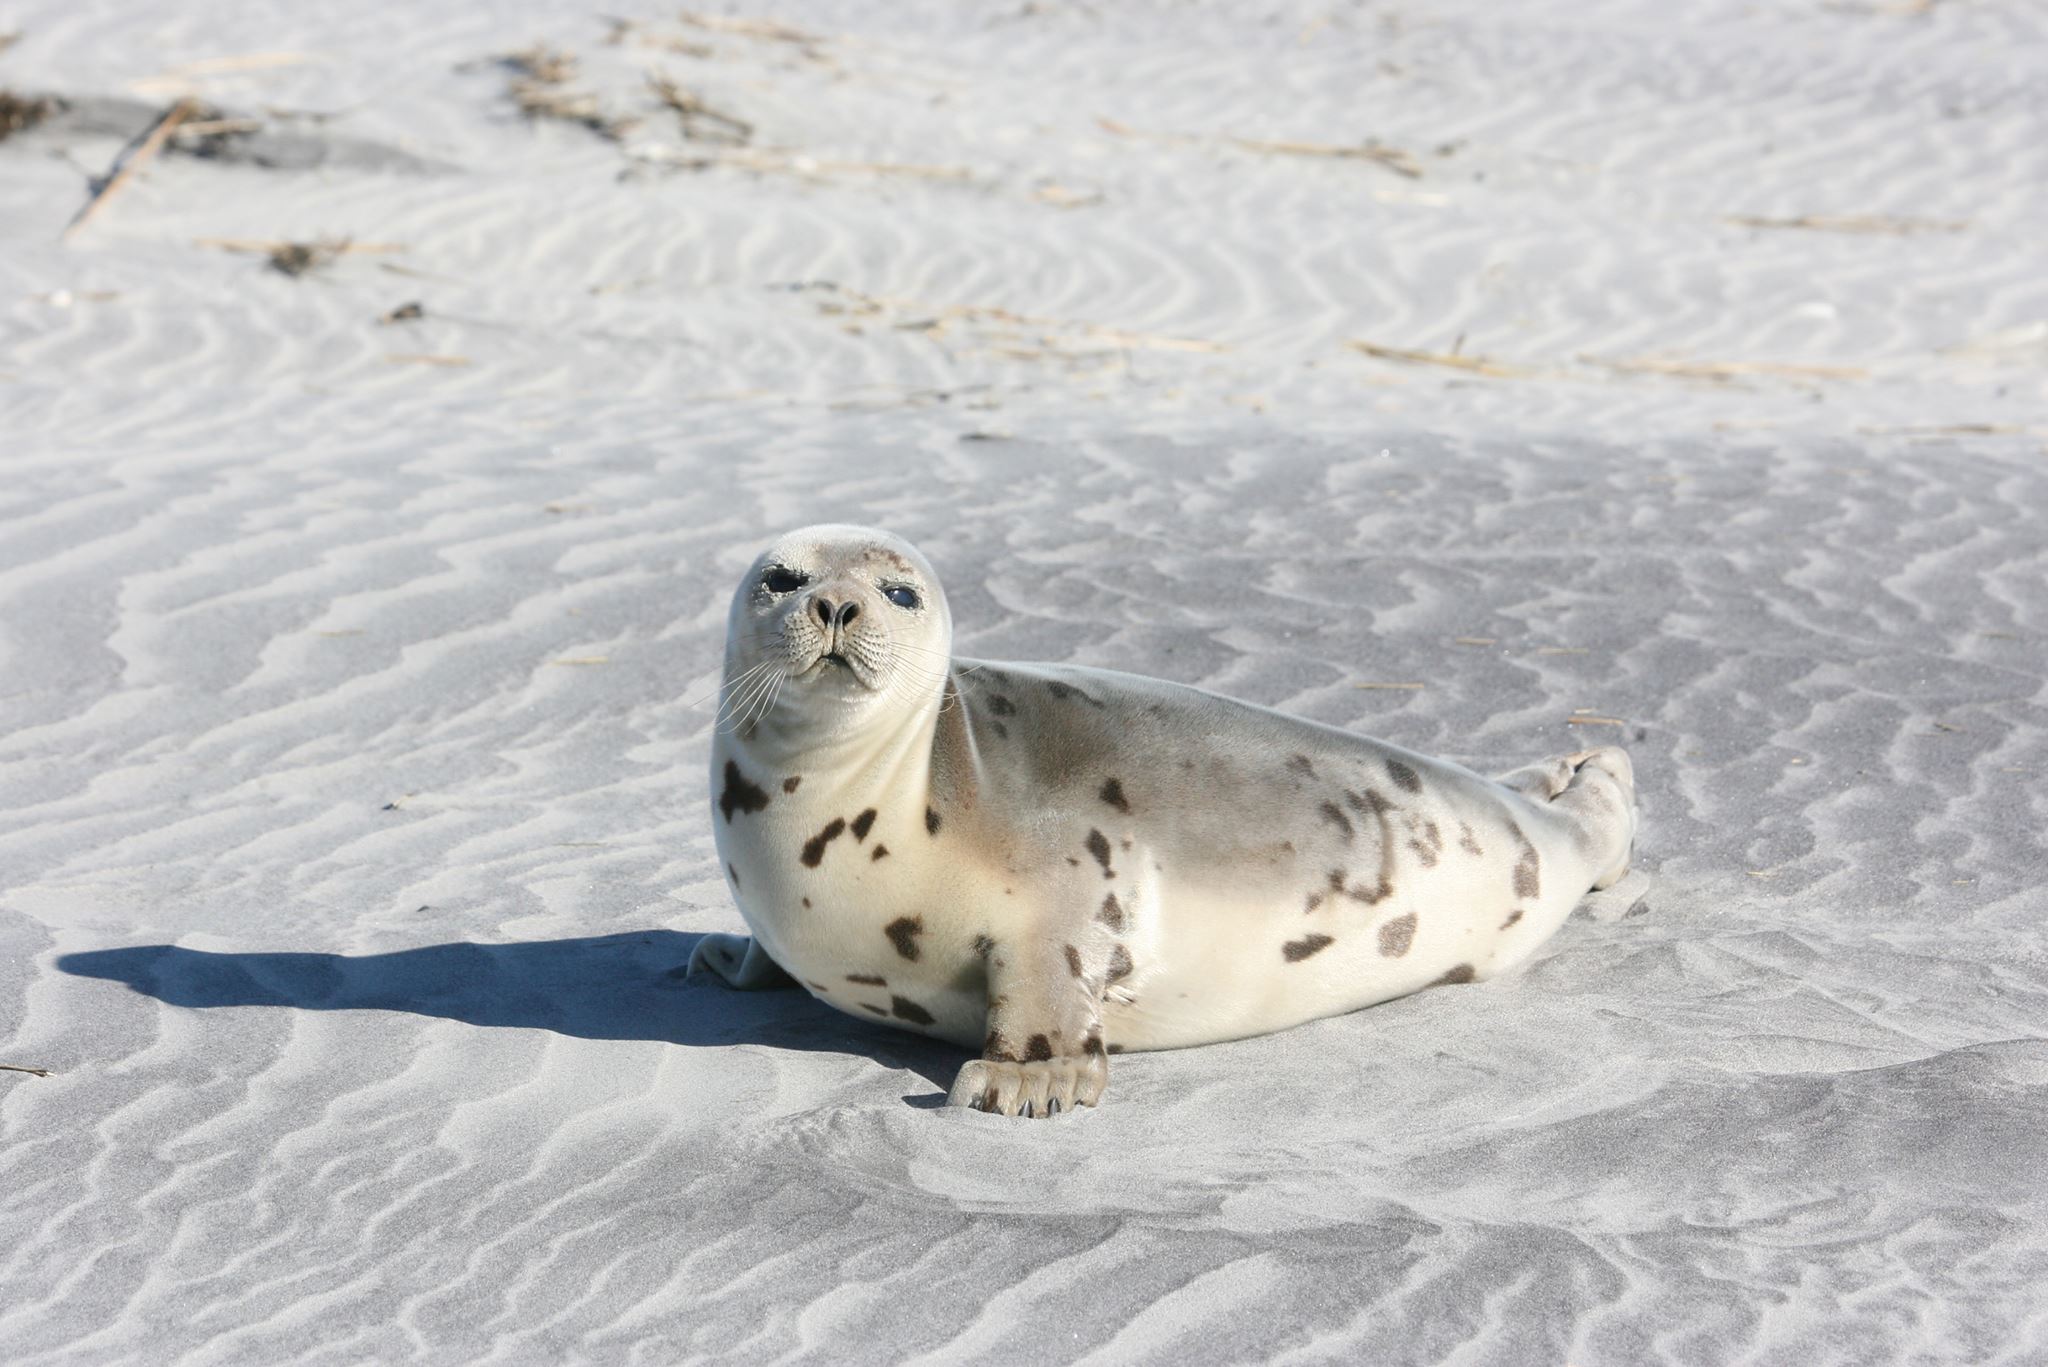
2 1 2046 1361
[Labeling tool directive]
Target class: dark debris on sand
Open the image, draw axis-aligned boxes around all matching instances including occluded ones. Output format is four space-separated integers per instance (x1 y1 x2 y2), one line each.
0 90 58 140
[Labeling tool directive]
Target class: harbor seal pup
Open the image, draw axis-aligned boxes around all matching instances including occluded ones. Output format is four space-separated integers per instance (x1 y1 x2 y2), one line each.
691 524 1639 1117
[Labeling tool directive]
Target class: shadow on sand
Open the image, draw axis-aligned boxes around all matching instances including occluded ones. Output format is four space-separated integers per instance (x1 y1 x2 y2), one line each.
56 930 965 1094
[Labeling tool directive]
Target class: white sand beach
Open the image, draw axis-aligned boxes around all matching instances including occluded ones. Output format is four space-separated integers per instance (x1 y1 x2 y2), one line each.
2 0 2046 1361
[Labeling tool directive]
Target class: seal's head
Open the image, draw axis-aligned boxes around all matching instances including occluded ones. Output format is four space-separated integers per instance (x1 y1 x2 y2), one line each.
721 524 952 735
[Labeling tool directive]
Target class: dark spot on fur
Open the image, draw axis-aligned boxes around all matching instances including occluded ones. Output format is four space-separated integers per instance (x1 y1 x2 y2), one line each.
1083 1030 1106 1058
807 980 829 992
925 806 941 836
1431 963 1477 986
1329 866 1394 906
726 862 740 888
1064 944 1084 978
1387 758 1423 793
846 973 886 986
799 818 846 867
1305 892 1324 913
1514 847 1542 899
1099 778 1130 813
1098 893 1128 932
972 934 995 957
991 721 1008 739
1287 754 1317 777
850 808 877 842
861 1004 887 1016
988 694 1016 716
1283 933 1335 962
1107 944 1134 982
890 995 935 1025
1347 788 1395 816
1459 822 1484 857
984 1030 1018 1062
1378 912 1417 957
1319 800 1354 840
782 775 802 794
1106 1043 1126 1055
1500 908 1524 929
801 897 811 908
1025 1033 1054 1062
1085 829 1114 878
1408 836 1439 868
885 916 924 961
719 760 770 823
1045 680 1103 707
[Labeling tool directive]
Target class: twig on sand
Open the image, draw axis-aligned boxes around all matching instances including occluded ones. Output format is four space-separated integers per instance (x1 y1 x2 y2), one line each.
174 116 263 139
512 79 636 141
1859 422 2031 437
1100 117 1424 179
1726 213 1966 235
1 1064 53 1078
628 143 965 181
1591 355 1867 383
1567 715 1626 727
646 71 751 145
1226 136 1422 178
676 10 824 46
497 43 637 141
1346 339 1542 379
502 43 578 84
62 96 201 240
797 283 1226 355
385 353 471 367
195 237 404 276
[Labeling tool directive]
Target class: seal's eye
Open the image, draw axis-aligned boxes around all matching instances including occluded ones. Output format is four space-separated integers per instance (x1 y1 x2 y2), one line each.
884 585 921 610
762 566 807 594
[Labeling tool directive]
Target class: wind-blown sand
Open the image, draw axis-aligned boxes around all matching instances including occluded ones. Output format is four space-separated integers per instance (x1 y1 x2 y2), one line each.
3 1 2046 1361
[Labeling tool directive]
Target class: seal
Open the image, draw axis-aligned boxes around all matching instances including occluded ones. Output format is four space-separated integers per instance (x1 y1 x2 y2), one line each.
691 524 1639 1118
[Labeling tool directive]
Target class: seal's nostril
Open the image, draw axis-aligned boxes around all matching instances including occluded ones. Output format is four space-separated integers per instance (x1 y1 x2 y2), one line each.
814 596 836 625
838 602 861 627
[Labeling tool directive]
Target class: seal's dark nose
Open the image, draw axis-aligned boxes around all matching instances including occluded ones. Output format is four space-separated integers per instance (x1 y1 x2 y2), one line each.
813 596 860 627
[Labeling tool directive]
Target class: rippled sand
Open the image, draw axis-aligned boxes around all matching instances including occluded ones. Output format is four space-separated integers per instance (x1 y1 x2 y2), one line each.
3 2 2046 1362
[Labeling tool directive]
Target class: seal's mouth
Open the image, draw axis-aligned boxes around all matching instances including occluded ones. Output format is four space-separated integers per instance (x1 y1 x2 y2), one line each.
801 647 870 686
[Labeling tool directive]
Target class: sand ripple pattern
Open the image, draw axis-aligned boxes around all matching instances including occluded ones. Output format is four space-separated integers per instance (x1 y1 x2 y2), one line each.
3 0 2047 1362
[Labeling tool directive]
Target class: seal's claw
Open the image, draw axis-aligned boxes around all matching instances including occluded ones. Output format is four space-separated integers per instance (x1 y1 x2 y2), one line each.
947 1056 1107 1118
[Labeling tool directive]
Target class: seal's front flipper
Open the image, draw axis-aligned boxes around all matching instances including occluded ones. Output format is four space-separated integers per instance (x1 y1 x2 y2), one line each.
948 1055 1107 1117
687 933 798 989
948 927 1109 1117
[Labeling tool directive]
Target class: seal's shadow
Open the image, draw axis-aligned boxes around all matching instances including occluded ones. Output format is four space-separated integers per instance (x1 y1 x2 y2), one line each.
56 932 965 1094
